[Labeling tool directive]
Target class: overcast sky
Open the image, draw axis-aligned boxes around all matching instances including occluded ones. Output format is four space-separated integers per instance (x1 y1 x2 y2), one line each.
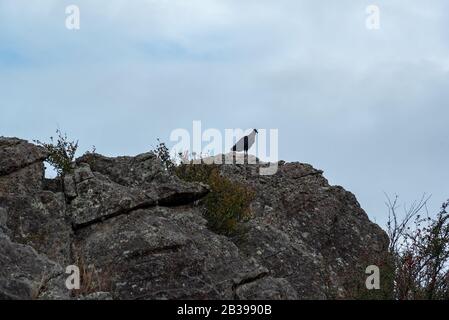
1 0 448 227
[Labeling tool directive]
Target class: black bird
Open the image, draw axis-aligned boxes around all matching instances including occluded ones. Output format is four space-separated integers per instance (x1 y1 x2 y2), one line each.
231 129 258 155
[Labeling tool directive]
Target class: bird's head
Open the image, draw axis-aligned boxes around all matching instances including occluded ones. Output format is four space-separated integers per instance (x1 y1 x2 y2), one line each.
254 129 258 134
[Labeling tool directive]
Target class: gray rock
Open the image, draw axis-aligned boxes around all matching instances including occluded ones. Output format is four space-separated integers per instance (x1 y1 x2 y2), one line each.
235 277 299 300
0 232 69 300
63 175 77 200
0 137 48 177
78 292 113 300
0 137 53 196
43 178 63 193
74 163 95 184
214 156 389 298
73 207 296 300
76 153 209 205
0 207 7 231
0 162 45 195
0 192 72 265
68 172 157 229
0 138 390 300
76 152 169 188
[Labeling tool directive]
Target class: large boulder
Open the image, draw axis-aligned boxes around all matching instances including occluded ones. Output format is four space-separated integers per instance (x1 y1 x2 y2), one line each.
0 137 389 300
66 155 208 228
67 169 157 229
76 153 209 205
216 158 389 298
73 206 297 299
0 138 48 195
0 137 72 266
67 153 297 300
0 231 69 300
0 137 48 177
0 192 72 265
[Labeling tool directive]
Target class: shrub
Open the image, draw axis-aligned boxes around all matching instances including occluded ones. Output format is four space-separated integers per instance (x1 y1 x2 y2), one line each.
203 169 255 236
152 140 255 236
152 139 176 172
386 195 449 300
35 129 78 176
174 161 216 184
176 162 255 236
337 251 395 300
344 195 449 300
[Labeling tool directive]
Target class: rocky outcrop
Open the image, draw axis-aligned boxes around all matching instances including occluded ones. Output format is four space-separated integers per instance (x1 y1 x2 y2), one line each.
0 138 48 177
0 138 72 299
0 138 48 195
72 207 295 299
0 191 72 265
0 137 389 300
0 223 68 300
76 153 209 206
217 160 389 298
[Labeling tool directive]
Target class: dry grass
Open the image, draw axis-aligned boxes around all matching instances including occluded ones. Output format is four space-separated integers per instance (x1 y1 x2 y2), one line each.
71 255 113 298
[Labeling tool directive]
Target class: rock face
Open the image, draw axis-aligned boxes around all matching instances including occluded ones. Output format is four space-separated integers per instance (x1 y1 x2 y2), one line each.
0 137 389 300
217 160 389 298
0 231 68 300
0 138 48 195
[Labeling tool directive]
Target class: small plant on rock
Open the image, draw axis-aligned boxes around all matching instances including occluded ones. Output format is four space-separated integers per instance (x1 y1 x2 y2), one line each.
176 161 255 236
152 138 176 172
153 139 255 236
203 169 255 236
35 129 78 176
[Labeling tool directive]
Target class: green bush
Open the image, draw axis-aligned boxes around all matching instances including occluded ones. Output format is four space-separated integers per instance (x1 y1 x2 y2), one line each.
174 161 216 184
152 139 176 172
35 130 78 176
176 162 255 236
203 169 255 236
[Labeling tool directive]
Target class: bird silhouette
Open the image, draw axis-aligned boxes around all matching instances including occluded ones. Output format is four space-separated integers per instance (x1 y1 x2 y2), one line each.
231 129 258 155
